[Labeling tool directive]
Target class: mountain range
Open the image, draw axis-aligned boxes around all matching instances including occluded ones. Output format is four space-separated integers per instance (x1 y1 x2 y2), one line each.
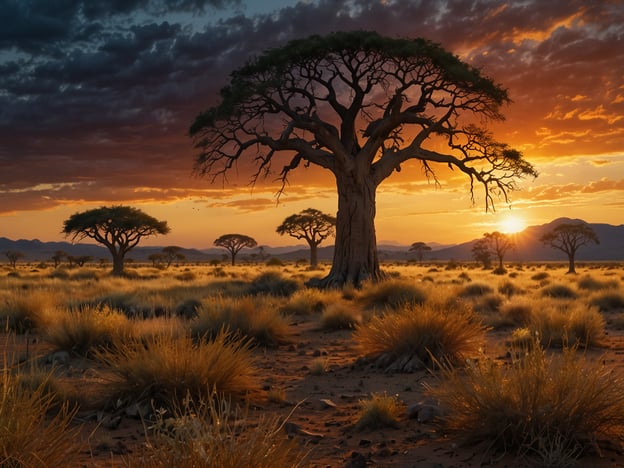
1 217 622 264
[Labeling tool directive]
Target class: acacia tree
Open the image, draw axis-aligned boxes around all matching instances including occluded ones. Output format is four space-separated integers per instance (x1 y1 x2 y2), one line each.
408 242 432 262
51 250 67 268
162 246 186 268
190 31 537 287
4 251 24 270
62 206 170 276
471 238 492 269
482 231 514 273
276 208 336 268
540 222 599 274
214 234 257 266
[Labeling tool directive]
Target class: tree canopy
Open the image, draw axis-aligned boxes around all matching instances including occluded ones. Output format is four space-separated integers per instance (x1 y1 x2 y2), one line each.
62 205 170 276
540 222 599 274
190 30 537 287
214 234 257 266
277 208 336 268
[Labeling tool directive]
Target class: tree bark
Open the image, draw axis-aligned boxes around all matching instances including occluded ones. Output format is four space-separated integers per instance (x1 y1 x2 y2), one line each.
314 173 381 287
567 253 576 274
111 252 125 276
309 242 319 269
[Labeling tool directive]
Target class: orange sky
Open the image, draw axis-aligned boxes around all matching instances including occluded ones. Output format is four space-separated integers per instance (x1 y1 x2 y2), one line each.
0 1 622 249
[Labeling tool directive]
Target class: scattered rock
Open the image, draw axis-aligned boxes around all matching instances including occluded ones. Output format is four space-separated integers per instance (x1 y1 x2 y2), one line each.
407 400 444 423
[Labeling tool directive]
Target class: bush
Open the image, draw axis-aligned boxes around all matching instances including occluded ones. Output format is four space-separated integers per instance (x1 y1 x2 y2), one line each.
426 346 624 466
498 280 523 297
354 303 486 371
280 288 329 315
531 271 549 281
499 301 534 327
0 365 83 466
458 282 494 298
589 291 624 312
320 303 361 330
356 278 427 311
541 283 577 299
354 393 402 431
577 275 617 291
192 296 292 347
246 271 299 297
125 395 307 467
530 303 605 348
96 330 261 410
0 291 53 333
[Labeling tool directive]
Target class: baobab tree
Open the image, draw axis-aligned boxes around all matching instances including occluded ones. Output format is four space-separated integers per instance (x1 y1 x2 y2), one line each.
482 231 514 273
190 31 537 287
540 222 599 274
408 242 432 262
62 206 170 276
214 234 257 266
276 208 336 268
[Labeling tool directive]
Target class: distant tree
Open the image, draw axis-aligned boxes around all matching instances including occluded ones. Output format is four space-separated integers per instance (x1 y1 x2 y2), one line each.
162 246 186 268
4 250 24 269
148 253 165 267
51 250 67 268
276 208 336 268
74 255 92 267
189 30 537 287
62 205 170 276
408 242 432 262
540 222 599 274
214 234 257 266
471 238 492 269
482 231 514 273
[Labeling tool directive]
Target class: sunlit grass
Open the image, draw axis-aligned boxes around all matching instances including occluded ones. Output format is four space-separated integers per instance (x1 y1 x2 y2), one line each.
356 278 427 310
354 392 402 431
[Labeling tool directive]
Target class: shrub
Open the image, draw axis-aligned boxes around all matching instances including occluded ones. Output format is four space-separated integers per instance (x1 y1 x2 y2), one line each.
499 301 534 327
426 346 624 466
320 302 361 330
246 271 299 297
356 278 427 311
0 365 83 466
589 291 624 312
43 305 133 356
265 257 285 267
458 282 494 298
125 395 307 467
541 283 577 299
280 288 329 315
472 293 503 314
96 330 261 410
354 303 487 371
354 393 402 431
0 291 53 333
577 275 617 291
192 296 292 347
498 280 523 297
530 303 605 348
531 272 549 281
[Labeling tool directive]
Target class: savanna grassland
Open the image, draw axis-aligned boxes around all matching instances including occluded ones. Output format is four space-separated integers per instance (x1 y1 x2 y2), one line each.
2 260 624 467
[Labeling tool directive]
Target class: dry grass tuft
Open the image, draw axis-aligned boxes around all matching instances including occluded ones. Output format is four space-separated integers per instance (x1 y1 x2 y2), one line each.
96 330 262 410
356 278 427 310
280 288 332 315
530 303 606 348
192 296 292 347
541 283 577 299
426 345 624 466
458 282 494 298
589 290 624 312
354 392 402 431
246 271 300 297
320 302 361 330
0 290 56 333
125 395 307 467
0 364 83 466
354 302 486 370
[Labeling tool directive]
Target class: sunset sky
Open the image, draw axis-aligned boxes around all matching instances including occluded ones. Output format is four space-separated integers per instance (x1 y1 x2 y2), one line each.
1 0 623 249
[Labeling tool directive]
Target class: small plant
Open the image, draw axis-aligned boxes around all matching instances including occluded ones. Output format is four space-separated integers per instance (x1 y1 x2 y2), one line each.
125 395 307 467
356 278 427 310
192 296 292 347
0 365 83 466
246 271 299 297
541 283 577 299
96 330 261 410
320 302 361 330
530 303 605 348
531 271 550 281
499 300 534 327
458 282 493 298
498 280 523 297
354 392 402 431
426 345 624 466
0 290 54 333
354 302 487 371
309 357 330 375
280 288 329 315
589 291 624 312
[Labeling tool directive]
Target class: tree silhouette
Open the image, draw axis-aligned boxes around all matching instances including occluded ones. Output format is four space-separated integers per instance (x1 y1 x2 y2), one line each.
4 251 24 270
482 231 514 273
162 246 186 268
471 238 492 269
148 253 165 267
190 31 537 287
540 222 599 274
51 250 67 268
214 234 257 266
408 242 432 262
62 206 169 276
276 208 336 268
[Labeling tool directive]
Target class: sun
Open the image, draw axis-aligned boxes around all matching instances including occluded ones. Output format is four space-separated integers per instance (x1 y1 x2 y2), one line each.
500 215 526 234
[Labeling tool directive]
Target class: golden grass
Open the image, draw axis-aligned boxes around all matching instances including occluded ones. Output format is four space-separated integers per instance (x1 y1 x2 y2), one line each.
320 302 361 330
124 395 308 467
354 302 487 369
356 278 427 310
0 363 83 466
354 392 402 431
96 330 262 410
191 295 292 347
529 302 606 348
426 345 624 465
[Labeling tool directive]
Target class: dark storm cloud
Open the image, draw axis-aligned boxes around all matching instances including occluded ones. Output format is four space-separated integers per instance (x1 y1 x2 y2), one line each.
0 0 622 212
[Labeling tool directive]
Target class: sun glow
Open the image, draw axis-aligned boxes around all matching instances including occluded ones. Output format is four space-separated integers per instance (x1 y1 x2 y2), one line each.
500 215 526 234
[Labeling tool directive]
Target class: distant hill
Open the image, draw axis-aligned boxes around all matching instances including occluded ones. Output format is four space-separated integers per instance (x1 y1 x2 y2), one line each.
429 218 624 261
1 218 622 265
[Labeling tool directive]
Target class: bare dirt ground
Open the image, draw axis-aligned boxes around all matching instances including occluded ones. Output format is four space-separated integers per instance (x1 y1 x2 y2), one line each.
4 315 624 468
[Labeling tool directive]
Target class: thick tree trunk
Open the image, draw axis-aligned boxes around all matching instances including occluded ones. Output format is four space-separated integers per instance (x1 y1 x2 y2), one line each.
567 253 576 274
309 243 319 269
231 252 236 266
111 252 125 276
314 174 381 287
